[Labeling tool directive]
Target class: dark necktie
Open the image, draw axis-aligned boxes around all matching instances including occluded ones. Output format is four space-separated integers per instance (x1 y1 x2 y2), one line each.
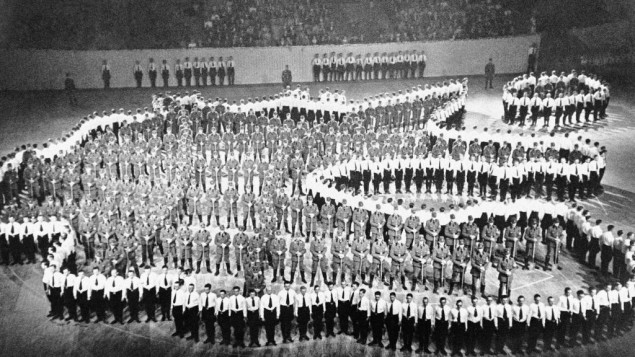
458 309 461 324
252 298 255 307
79 279 83 291
25 225 28 235
423 306 427 320
341 289 345 300
205 295 209 309
519 306 523 320
173 293 176 304
286 292 290 305
537 306 541 318
304 296 307 308
112 279 115 288
268 296 272 309
40 224 43 232
407 304 411 318
390 303 393 315
130 280 133 290
146 275 149 285
316 294 320 304
550 307 555 321
187 293 191 306
164 275 167 286
11 225 14 234
441 307 445 321
235 297 238 310
503 306 508 319
375 301 378 314
474 307 478 318
566 298 570 311
220 299 224 311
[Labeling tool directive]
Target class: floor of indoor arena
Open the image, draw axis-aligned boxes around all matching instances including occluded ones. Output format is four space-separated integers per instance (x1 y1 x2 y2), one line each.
1 75 635 357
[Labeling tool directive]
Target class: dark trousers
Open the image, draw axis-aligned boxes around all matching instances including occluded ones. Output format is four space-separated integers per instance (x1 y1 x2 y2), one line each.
313 306 324 337
371 313 385 343
202 307 216 342
8 235 22 264
264 309 277 343
386 315 400 347
126 289 140 320
417 319 432 350
77 291 90 321
325 303 336 335
90 290 106 320
280 305 294 340
402 317 415 348
482 319 496 352
544 319 557 348
231 311 245 345
172 305 185 336
338 301 350 333
298 307 310 337
434 320 449 352
186 307 199 340
247 310 260 344
218 312 231 342
50 287 63 318
466 321 480 353
142 288 156 320
109 291 124 322
158 287 171 319
496 319 509 352
527 318 543 351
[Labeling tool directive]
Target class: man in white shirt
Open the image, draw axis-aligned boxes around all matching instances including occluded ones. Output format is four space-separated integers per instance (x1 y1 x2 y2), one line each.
88 266 107 322
228 285 247 347
435 296 452 355
385 292 402 350
260 285 280 346
369 291 386 347
279 281 296 342
216 289 231 345
354 288 371 345
511 295 529 353
138 265 157 322
73 269 90 322
295 285 312 341
400 293 417 352
105 268 125 324
245 288 261 347
450 298 469 355
183 283 200 342
600 225 615 274
309 285 325 340
170 279 186 338
200 283 217 344
123 268 141 323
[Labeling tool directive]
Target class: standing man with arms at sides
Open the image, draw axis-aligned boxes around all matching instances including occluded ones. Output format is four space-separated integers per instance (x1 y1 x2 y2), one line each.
435 297 451 355
369 291 386 347
385 292 402 350
527 43 537 74
101 60 111 89
161 59 170 87
133 60 143 88
65 73 78 107
183 283 200 342
148 58 157 88
200 283 217 344
278 281 296 343
229 286 246 348
485 58 495 90
227 56 236 85
312 54 321 82
170 280 185 338
260 286 280 346
246 289 261 347
282 65 292 88
175 59 183 87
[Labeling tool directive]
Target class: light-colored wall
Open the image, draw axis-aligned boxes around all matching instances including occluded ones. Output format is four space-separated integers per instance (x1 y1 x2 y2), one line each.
0 35 540 90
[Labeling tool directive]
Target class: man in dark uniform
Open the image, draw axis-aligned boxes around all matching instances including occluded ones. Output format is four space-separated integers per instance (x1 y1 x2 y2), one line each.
471 242 489 297
523 218 542 269
432 240 451 293
498 249 516 299
160 59 170 87
485 58 495 89
133 60 143 88
148 58 158 87
183 57 193 86
64 73 78 106
544 220 564 270
449 239 470 295
101 60 111 89
175 59 184 87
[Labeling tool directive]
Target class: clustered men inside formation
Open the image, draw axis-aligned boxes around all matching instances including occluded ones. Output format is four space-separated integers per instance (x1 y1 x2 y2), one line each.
502 69 610 127
311 51 427 82
1 76 633 354
101 56 237 89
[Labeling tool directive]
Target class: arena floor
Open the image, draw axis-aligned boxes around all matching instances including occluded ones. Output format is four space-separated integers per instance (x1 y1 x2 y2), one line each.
1 75 635 357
